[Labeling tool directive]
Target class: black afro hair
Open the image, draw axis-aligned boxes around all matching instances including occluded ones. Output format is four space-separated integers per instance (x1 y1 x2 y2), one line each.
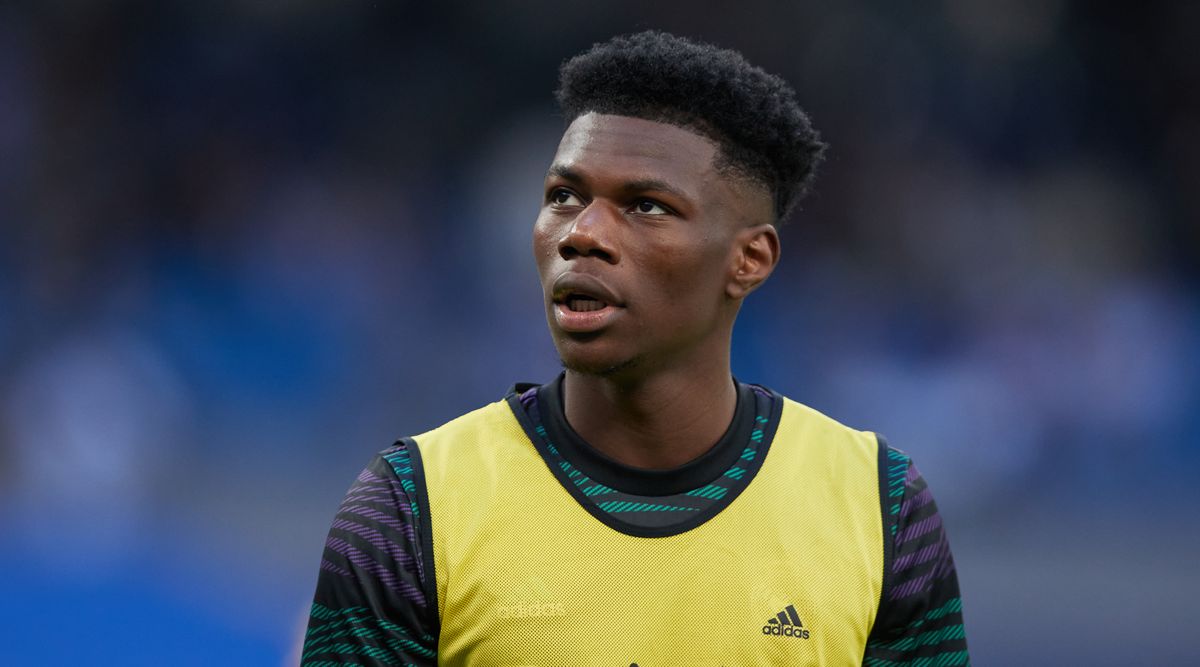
555 31 827 223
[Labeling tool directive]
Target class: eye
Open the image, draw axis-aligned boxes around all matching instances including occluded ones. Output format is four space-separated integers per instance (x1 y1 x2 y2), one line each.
632 199 670 215
549 188 584 207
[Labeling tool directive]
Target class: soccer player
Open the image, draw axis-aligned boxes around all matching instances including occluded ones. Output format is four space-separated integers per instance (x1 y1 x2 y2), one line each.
303 31 969 666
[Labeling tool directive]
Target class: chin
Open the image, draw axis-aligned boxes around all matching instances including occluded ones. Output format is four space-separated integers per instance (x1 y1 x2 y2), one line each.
556 343 642 378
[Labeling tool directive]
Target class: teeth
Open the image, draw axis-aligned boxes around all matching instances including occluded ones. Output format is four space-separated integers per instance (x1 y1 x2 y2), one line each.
567 296 605 312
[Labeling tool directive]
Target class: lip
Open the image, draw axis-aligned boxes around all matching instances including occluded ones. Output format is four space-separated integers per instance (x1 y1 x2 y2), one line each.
551 272 623 307
550 272 623 333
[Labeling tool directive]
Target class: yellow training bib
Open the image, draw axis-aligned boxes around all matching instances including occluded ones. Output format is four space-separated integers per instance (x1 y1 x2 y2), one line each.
413 396 883 666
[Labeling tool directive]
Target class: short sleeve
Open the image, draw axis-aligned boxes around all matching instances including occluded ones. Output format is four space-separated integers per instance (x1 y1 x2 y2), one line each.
302 443 438 665
864 445 970 665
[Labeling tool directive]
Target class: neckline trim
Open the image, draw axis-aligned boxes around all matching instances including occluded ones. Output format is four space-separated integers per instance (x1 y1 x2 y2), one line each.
505 377 784 539
535 373 755 497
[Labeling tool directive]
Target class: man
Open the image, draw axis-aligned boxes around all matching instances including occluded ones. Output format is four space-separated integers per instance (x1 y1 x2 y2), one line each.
303 31 968 665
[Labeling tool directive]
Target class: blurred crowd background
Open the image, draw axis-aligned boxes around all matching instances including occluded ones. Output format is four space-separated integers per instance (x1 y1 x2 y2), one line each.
1 1 1196 664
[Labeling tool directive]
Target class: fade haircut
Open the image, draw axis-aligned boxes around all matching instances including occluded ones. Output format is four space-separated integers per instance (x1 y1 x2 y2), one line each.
555 31 827 223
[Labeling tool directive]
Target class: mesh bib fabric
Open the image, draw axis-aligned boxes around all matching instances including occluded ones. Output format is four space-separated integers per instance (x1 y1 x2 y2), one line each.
413 397 883 666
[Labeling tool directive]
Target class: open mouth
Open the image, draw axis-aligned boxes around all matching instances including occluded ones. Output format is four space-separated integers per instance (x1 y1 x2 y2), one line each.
550 274 621 332
565 294 608 312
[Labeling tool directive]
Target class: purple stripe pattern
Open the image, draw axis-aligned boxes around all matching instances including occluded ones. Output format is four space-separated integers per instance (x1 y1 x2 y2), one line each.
895 512 944 549
306 442 438 665
317 447 430 607
866 449 969 663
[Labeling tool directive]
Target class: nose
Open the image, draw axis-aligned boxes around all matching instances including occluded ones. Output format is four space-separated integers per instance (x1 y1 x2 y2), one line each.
558 202 620 264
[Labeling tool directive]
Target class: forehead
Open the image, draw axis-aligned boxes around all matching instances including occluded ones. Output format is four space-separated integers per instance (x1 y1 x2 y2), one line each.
550 113 721 189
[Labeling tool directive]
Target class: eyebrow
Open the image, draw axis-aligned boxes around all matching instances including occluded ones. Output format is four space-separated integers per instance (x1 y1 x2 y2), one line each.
546 164 691 202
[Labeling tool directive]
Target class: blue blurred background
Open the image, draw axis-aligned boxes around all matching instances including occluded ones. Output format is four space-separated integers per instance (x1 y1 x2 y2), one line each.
2 1 1197 664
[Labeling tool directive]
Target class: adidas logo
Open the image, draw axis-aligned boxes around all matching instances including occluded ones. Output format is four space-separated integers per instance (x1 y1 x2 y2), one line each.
761 604 810 639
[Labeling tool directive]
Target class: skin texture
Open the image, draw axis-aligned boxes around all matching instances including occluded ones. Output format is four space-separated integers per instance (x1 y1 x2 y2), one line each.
533 113 781 469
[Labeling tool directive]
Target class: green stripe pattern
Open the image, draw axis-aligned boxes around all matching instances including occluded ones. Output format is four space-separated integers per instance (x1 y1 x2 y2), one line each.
303 603 435 665
865 598 967 666
526 391 774 527
864 650 970 667
885 447 911 536
383 448 421 520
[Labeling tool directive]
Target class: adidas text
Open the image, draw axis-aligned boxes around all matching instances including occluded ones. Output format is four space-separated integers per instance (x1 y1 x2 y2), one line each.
762 604 810 639
762 624 810 639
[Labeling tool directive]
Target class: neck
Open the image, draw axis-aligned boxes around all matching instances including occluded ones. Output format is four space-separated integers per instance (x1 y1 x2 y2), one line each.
562 356 738 470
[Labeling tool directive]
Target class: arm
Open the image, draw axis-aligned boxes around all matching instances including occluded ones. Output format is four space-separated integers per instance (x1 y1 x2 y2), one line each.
302 442 438 666
864 446 970 666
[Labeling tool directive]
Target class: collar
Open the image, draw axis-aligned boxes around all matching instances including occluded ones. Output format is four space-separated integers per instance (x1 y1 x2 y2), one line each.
534 372 755 496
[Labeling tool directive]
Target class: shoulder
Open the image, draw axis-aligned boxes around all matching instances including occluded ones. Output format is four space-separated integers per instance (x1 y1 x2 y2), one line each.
780 394 870 432
401 393 537 488
410 398 519 447
769 390 882 457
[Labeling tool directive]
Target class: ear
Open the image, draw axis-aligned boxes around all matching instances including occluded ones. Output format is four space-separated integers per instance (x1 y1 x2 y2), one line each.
726 224 781 299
